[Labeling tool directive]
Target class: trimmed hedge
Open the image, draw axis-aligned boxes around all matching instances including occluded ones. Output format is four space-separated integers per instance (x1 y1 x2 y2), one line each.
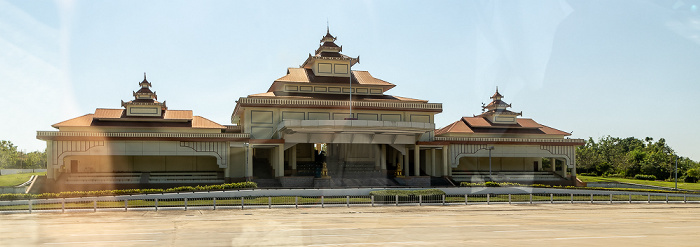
460 181 700 194
0 181 257 201
369 189 445 196
460 182 524 187
634 174 657 181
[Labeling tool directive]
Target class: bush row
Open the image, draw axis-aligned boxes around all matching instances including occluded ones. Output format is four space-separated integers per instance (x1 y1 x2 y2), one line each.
460 182 524 187
460 181 699 194
369 189 445 196
634 174 657 181
0 181 257 201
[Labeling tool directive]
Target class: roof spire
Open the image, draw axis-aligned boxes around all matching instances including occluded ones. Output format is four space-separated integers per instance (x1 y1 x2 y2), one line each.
326 19 329 34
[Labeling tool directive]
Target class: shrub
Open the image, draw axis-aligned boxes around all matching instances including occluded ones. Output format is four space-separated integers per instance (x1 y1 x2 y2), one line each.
484 181 500 187
460 182 524 187
369 189 445 197
579 172 598 176
604 173 625 178
634 174 657 181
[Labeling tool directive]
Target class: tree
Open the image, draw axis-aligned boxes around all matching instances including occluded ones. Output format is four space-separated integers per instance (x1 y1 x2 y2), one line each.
0 140 46 169
0 140 19 169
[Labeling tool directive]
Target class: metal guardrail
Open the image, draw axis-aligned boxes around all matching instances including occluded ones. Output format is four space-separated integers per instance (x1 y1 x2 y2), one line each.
1 192 699 214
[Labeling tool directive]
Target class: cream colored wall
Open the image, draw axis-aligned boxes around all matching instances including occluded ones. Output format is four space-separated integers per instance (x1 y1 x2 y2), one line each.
455 156 540 172
243 106 436 139
47 140 230 171
311 60 351 77
62 155 220 172
227 147 246 178
125 105 162 117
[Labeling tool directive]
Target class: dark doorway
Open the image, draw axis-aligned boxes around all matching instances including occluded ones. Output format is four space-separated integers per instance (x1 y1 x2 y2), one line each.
71 160 78 173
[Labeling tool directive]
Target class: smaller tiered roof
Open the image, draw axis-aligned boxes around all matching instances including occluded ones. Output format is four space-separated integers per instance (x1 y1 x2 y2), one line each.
51 74 225 130
479 87 522 123
301 28 359 69
436 88 570 138
121 73 167 110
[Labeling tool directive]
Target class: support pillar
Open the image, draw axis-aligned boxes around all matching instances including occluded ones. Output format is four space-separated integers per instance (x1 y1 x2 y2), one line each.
430 148 436 176
571 159 577 177
442 145 449 177
276 144 284 177
380 144 387 172
374 145 381 170
551 158 556 172
246 145 254 178
397 150 404 177
290 145 297 176
404 147 409 176
414 145 420 177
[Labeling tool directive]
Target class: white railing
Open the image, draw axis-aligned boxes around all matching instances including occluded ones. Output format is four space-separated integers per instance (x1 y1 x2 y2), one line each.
2 192 698 214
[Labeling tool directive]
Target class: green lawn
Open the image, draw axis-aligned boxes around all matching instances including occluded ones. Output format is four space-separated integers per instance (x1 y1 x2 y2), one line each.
0 172 45 187
578 175 700 191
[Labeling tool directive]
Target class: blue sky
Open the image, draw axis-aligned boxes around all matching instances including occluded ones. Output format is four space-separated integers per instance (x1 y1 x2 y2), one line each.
1 0 699 160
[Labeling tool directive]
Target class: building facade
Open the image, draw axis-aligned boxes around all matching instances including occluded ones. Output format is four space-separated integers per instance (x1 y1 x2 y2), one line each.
37 30 584 190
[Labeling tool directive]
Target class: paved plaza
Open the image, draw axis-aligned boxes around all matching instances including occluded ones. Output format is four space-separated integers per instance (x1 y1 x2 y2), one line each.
1 204 700 246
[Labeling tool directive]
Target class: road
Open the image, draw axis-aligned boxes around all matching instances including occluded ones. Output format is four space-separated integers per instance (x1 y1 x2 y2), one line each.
1 204 699 246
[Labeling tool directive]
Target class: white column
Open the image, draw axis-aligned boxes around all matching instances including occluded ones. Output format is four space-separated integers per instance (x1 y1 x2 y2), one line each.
572 159 577 177
246 145 254 177
46 141 55 180
380 144 387 171
290 145 297 175
430 148 436 176
442 145 449 177
551 158 556 172
277 144 285 177
374 145 381 170
414 145 420 177
404 147 410 176
398 150 404 176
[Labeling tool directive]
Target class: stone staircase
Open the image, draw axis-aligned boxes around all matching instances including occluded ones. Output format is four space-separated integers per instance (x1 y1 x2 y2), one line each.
452 171 566 184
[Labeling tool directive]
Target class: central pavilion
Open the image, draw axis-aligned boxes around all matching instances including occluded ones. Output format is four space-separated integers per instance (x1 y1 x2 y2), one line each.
231 29 443 187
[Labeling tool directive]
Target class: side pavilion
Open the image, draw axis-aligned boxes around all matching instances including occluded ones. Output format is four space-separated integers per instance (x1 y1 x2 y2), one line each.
433 89 585 185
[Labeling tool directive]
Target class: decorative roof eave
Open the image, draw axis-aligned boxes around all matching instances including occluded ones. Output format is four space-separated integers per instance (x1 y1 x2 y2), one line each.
478 110 522 117
121 100 167 107
36 131 249 141
233 97 442 115
434 136 585 146
266 80 395 94
301 54 359 68
315 45 342 54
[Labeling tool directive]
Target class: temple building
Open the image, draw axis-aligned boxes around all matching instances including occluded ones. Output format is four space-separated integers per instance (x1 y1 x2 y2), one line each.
231 29 443 187
36 29 585 191
36 75 248 191
434 89 585 185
